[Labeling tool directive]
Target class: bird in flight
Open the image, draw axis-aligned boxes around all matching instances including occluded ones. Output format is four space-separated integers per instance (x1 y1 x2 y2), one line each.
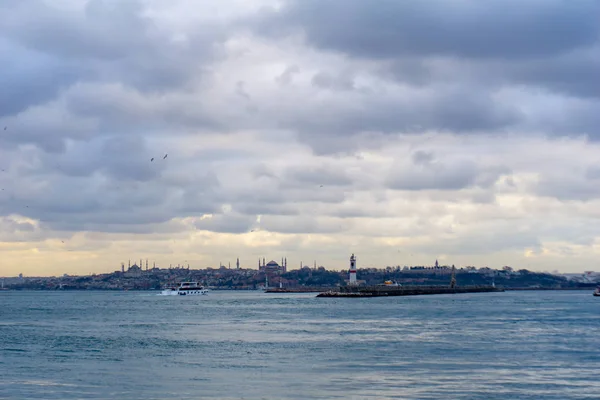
163 154 168 159
150 157 154 162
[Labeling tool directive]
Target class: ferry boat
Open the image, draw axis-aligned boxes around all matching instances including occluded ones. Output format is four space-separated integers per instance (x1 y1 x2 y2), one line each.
593 287 600 297
161 282 208 296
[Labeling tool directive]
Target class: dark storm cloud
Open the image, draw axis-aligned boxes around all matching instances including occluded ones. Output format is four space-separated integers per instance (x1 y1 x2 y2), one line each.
254 0 600 60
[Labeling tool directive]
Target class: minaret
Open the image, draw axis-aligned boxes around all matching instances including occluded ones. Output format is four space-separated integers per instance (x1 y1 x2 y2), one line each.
228 262 231 269
236 258 240 269
349 253 357 285
263 257 265 267
145 259 148 271
121 263 125 273
128 259 131 268
153 261 156 269
435 259 439 268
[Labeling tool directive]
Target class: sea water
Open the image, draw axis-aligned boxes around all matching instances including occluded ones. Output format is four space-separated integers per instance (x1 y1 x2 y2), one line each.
1 290 599 399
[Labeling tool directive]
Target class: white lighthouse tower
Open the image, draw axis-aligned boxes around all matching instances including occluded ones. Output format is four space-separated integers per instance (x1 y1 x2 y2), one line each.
349 253 357 285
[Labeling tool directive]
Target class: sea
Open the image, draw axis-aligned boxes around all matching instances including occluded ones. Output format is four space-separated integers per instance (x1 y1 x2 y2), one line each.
1 290 599 400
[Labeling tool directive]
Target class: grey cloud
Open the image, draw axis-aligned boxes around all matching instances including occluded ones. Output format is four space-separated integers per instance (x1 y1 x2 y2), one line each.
387 161 478 191
0 0 227 122
246 0 600 144
276 65 300 86
281 87 522 154
0 39 80 117
259 215 347 234
411 151 434 166
281 165 353 187
509 49 600 99
233 203 299 217
194 213 255 234
255 0 600 60
535 176 600 201
412 227 542 256
311 72 355 91
387 158 509 192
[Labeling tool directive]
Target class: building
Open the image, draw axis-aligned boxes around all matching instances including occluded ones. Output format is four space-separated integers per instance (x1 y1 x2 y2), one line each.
258 257 287 274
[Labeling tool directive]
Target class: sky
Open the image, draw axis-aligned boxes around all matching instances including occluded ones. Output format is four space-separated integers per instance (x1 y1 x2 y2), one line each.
1 0 600 276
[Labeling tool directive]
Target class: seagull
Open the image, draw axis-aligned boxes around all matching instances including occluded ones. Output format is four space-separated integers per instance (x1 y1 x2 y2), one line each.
150 157 154 162
163 154 168 159
3 127 6 130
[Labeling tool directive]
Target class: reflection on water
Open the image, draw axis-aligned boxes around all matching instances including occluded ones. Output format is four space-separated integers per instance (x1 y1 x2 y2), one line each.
1 290 599 399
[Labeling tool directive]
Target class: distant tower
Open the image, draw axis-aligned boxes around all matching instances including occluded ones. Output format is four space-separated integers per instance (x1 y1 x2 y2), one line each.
314 260 316 269
435 259 439 268
121 263 125 273
145 259 148 271
284 257 287 273
349 253 357 285
140 259 142 268
128 259 131 268
153 261 156 269
236 258 240 269
228 262 231 269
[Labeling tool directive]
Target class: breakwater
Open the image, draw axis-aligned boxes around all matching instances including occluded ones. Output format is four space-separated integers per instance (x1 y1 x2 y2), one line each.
265 288 326 293
317 285 503 298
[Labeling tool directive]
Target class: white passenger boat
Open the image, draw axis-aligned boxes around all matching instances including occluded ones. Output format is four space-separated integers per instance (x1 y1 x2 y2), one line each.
593 287 600 297
161 282 208 296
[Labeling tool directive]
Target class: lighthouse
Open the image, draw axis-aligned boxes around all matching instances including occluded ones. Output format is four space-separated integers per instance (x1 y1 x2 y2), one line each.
349 253 357 285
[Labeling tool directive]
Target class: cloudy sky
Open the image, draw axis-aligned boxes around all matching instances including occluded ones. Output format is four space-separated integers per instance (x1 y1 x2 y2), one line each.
1 0 600 276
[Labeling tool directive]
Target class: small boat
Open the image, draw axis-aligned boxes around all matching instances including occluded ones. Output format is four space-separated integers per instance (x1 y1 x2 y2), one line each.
161 282 208 296
593 287 600 297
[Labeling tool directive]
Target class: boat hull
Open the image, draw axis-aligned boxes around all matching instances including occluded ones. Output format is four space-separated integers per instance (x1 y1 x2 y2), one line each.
176 289 209 296
161 289 209 296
